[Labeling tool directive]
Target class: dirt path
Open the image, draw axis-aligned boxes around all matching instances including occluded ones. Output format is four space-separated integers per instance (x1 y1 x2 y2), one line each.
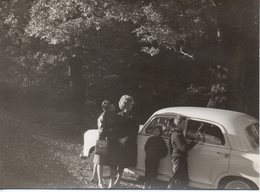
0 100 101 189
0 103 142 189
0 112 85 188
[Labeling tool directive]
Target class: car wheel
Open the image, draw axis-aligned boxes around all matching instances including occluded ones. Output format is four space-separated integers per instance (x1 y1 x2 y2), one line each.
221 178 257 189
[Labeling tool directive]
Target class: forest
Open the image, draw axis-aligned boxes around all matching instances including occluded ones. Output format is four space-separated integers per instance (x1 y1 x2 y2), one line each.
0 0 259 122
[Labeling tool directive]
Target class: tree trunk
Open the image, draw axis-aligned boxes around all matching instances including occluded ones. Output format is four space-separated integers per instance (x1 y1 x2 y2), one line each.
226 45 245 112
222 25 258 117
218 0 258 117
69 56 85 103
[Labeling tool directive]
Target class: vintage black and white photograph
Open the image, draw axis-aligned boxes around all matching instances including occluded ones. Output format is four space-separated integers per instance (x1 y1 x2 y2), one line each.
0 0 259 190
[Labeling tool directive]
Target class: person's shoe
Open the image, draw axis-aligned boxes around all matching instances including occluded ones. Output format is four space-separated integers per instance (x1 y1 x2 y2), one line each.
98 183 104 189
108 183 113 188
143 183 152 189
108 179 114 188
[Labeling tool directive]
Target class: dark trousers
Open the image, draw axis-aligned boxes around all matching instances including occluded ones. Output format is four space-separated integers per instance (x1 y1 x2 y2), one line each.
145 156 160 187
168 155 189 189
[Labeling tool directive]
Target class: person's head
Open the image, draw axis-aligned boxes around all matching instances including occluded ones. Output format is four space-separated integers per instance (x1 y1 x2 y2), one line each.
118 95 134 113
153 125 163 136
109 103 115 112
167 118 176 131
168 118 175 126
101 100 111 112
174 116 187 130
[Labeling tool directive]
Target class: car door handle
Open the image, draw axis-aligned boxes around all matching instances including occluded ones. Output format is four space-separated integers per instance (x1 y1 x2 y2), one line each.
216 152 230 158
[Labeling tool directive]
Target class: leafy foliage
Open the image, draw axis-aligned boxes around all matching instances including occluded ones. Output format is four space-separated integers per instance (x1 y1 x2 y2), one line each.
25 0 221 56
0 0 259 118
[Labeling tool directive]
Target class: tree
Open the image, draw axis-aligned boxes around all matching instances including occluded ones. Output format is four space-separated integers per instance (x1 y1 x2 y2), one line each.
1 0 258 117
24 0 217 101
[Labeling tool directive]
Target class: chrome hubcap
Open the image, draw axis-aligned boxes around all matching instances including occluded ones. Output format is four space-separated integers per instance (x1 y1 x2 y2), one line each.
225 180 251 189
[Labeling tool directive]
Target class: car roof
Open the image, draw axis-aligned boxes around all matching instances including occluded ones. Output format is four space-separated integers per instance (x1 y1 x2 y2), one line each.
153 107 258 151
154 107 257 127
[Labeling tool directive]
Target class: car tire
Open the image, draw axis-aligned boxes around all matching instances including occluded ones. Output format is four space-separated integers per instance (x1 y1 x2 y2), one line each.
220 178 258 190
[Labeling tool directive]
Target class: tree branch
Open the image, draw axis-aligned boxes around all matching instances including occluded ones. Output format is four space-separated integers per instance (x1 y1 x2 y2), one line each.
179 47 194 60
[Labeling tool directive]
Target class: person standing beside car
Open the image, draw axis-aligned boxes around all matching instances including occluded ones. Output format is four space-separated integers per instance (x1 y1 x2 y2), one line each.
144 125 168 189
90 100 116 188
167 116 197 189
112 95 139 187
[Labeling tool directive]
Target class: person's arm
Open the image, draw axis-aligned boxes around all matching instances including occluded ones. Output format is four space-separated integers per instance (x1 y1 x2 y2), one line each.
98 115 104 132
101 113 110 137
172 132 195 152
117 114 128 139
128 115 139 139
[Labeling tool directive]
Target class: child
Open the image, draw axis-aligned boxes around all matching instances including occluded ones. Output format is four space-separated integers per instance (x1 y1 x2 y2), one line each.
144 125 168 189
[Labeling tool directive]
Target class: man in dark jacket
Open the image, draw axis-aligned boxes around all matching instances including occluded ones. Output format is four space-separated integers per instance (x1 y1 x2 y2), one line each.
167 116 197 189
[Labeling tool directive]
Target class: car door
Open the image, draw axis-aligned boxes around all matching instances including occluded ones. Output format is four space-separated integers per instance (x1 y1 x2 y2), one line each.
133 115 175 181
186 119 231 187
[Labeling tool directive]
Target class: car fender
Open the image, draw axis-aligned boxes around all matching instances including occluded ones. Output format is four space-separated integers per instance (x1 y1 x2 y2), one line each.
214 171 259 189
83 129 98 157
214 152 259 189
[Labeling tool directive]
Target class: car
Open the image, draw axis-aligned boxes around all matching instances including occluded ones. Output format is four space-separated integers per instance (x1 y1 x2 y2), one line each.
83 107 259 189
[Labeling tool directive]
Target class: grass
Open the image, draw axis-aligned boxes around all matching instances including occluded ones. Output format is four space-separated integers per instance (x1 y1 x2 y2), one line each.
0 99 145 189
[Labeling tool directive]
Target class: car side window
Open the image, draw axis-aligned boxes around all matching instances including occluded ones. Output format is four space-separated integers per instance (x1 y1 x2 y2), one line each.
186 120 225 145
144 116 175 138
246 123 259 148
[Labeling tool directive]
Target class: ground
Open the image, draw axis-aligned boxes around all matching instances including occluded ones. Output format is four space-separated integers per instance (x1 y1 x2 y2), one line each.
0 99 147 189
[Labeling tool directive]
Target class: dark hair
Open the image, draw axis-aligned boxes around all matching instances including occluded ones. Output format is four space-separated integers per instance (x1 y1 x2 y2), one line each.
175 116 187 124
101 100 111 111
154 125 163 136
168 118 174 124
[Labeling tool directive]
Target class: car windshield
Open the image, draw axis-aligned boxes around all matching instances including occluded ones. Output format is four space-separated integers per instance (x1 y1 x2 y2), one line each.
246 123 259 148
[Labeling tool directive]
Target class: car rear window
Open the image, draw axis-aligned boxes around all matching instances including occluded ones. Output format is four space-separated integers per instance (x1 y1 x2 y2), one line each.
246 123 259 148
